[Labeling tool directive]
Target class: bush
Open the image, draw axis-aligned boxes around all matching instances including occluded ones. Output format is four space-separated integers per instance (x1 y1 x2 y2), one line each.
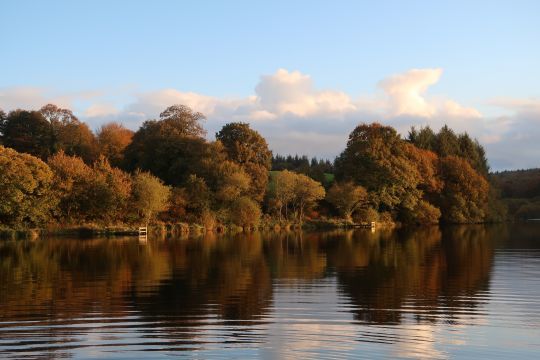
229 196 261 229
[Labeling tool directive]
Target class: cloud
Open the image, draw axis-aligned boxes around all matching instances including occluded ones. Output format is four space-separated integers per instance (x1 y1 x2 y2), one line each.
380 68 442 117
254 68 356 117
379 68 481 119
480 99 540 170
1 69 538 170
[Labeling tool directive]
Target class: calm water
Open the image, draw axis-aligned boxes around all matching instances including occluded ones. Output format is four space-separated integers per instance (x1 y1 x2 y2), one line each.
1 225 540 359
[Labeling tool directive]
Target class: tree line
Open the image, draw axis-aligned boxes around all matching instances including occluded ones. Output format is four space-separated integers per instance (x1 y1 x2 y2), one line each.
0 104 506 230
492 168 540 220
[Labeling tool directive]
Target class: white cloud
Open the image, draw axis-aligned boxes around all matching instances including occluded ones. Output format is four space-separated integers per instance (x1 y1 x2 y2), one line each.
1 69 538 170
380 68 442 117
254 68 356 117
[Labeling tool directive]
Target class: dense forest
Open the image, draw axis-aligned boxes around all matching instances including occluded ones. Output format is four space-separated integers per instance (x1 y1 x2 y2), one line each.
492 169 540 220
0 104 510 232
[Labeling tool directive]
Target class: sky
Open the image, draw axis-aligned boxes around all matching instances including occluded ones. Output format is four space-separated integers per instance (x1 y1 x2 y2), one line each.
1 0 539 170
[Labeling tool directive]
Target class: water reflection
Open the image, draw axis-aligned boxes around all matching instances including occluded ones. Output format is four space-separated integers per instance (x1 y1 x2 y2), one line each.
1 224 540 358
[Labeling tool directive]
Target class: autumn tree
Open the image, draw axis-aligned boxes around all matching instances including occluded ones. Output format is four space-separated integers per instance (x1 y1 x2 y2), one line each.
212 161 251 204
269 170 297 220
326 182 368 221
158 104 206 137
291 173 326 222
91 157 132 223
48 153 132 223
96 122 133 166
0 146 57 227
183 175 211 217
216 123 272 202
403 143 443 195
334 123 422 212
439 156 489 223
131 171 171 224
48 151 95 222
409 125 489 176
229 196 262 229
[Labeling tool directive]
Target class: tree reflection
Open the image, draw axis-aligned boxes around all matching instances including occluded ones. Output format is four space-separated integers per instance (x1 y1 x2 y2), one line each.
0 225 499 335
333 226 495 324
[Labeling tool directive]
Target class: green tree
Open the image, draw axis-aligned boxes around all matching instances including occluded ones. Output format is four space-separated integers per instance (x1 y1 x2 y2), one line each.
326 182 368 221
40 104 98 163
123 105 209 185
408 126 437 151
1 110 54 159
457 133 489 175
0 109 6 143
0 146 57 227
131 171 171 224
216 123 272 202
436 125 460 157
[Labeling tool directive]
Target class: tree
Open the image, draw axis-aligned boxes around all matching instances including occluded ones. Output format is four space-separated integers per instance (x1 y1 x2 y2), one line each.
334 123 421 212
0 109 6 142
290 173 326 222
48 153 132 223
407 126 436 151
40 104 98 163
91 157 132 223
48 151 95 221
409 200 441 224
229 196 262 229
131 171 171 224
326 182 368 221
184 175 211 216
439 156 489 223
123 105 209 185
216 123 272 202
0 146 57 227
457 133 489 176
1 110 54 159
213 161 251 204
403 143 443 194
269 170 297 220
436 125 460 157
96 122 134 166
158 104 206 138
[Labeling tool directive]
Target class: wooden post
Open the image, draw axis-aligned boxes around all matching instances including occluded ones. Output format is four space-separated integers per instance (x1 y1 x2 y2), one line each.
138 226 147 243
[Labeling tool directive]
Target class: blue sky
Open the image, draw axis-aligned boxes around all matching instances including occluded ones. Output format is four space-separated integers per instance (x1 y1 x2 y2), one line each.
1 0 540 169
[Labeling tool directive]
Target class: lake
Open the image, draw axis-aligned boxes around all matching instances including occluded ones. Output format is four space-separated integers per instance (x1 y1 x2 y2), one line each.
1 224 540 359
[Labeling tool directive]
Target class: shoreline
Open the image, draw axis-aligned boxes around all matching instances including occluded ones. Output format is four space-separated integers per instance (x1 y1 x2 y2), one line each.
0 219 517 240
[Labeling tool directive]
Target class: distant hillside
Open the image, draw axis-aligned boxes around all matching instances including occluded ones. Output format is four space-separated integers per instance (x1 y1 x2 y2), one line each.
492 168 540 199
492 169 540 219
